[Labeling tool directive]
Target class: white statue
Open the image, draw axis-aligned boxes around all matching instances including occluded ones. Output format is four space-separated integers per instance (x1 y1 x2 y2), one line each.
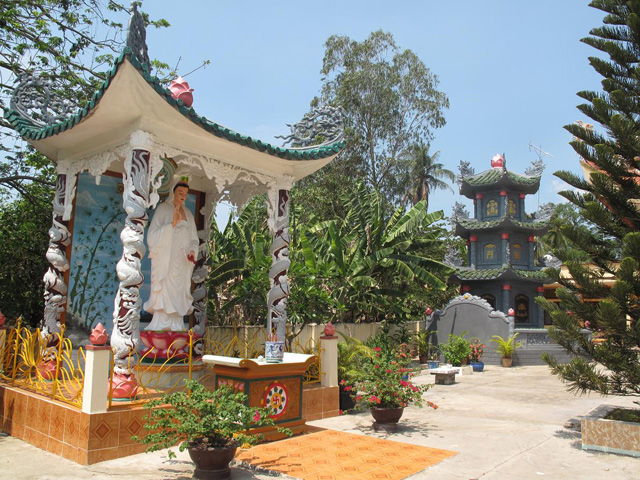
144 178 199 331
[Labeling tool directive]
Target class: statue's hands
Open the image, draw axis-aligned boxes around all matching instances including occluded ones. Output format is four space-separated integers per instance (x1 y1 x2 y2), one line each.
172 205 181 227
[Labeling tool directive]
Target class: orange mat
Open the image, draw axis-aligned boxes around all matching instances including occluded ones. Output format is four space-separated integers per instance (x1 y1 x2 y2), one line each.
236 429 457 480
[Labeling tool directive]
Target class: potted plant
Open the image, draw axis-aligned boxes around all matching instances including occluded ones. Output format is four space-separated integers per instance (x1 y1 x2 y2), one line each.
337 333 373 410
490 333 523 367
414 331 439 367
346 344 437 431
134 379 290 480
468 339 485 372
439 332 471 367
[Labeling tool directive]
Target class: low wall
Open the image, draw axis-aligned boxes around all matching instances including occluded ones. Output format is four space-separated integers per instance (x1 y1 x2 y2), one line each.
582 405 640 457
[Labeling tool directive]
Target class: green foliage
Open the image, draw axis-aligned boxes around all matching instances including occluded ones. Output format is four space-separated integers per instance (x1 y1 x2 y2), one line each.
414 330 437 359
0 157 52 326
134 380 289 457
207 197 271 325
440 332 471 366
311 30 449 210
537 0 640 403
398 143 455 210
349 343 436 410
490 333 523 359
337 333 374 385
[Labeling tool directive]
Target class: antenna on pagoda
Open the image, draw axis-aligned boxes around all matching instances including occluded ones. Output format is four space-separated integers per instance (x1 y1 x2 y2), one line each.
528 142 553 162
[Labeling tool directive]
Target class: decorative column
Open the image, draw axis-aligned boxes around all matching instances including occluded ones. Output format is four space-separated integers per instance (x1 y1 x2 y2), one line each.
110 130 154 399
265 188 291 363
502 284 511 314
469 235 478 269
501 233 509 266
499 190 507 217
320 323 338 388
42 173 75 335
528 235 535 269
82 324 110 414
536 286 545 327
518 193 526 220
475 193 483 220
191 231 209 337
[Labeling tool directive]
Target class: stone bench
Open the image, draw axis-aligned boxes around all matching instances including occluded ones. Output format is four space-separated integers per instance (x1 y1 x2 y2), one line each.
430 368 458 385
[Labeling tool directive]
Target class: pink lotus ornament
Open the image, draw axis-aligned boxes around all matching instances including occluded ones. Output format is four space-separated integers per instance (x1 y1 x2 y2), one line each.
491 154 504 169
89 323 108 346
168 76 194 107
323 321 335 336
508 308 515 316
425 307 433 316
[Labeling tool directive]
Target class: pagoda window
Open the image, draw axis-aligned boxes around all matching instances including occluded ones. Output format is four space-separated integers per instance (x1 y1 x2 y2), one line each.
486 199 498 217
515 294 529 323
512 243 522 262
484 243 496 261
482 294 496 310
508 199 517 217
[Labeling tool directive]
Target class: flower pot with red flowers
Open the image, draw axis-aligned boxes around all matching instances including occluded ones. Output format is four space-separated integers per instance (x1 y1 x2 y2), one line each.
337 334 374 411
347 344 438 432
134 380 291 480
468 339 485 372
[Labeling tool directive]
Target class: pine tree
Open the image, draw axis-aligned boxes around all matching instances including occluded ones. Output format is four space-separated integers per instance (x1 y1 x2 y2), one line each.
538 0 640 402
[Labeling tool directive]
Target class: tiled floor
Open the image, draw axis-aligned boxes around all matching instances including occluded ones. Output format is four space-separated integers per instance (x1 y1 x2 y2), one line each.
236 428 457 480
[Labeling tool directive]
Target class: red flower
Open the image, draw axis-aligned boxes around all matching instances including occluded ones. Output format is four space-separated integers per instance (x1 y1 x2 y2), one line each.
253 411 261 422
344 386 352 392
374 365 380 369
386 369 392 373
373 347 382 352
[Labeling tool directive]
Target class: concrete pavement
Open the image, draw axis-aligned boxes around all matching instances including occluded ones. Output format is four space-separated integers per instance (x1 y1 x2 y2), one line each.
1 365 638 479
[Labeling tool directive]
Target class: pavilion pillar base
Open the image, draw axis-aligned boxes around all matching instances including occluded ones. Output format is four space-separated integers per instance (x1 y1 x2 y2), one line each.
202 352 315 440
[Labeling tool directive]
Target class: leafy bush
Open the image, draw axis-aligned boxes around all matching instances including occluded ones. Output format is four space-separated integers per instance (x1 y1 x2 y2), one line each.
440 332 471 366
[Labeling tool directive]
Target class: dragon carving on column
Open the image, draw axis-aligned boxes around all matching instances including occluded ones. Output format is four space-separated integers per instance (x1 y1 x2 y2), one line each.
266 190 291 360
42 174 73 337
110 131 153 398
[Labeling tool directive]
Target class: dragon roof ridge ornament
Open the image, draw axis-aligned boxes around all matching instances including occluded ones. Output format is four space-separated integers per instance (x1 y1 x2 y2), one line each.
276 105 345 149
126 1 150 69
9 73 74 128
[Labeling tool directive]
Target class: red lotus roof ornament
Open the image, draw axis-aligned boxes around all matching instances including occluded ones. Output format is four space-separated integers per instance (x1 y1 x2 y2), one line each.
169 76 194 108
491 154 504 169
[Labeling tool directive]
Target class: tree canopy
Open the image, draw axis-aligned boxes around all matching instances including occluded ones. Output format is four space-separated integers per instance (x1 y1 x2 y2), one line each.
538 0 640 402
297 30 449 216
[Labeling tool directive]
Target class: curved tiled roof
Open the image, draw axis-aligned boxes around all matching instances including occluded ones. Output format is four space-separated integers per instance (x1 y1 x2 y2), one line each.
451 266 549 283
455 217 550 237
459 168 541 197
4 48 345 162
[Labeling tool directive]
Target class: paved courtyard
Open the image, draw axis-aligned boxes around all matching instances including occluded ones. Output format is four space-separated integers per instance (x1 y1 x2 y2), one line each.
1 365 638 479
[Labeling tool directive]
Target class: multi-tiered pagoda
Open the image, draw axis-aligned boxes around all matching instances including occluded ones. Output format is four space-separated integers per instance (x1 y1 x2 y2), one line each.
450 155 550 327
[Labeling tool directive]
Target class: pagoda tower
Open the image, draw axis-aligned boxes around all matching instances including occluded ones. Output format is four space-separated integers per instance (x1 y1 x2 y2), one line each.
450 154 550 327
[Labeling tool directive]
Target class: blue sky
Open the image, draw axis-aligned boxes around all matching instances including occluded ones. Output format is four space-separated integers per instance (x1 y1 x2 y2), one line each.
142 0 604 219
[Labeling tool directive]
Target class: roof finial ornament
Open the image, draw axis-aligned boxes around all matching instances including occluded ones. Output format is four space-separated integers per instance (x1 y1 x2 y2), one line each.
9 73 73 128
276 105 345 148
126 1 150 68
457 160 475 185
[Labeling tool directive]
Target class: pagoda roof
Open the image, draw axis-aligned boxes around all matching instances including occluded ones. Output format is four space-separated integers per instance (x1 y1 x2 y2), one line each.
455 217 550 237
459 168 541 198
450 266 550 284
5 48 345 181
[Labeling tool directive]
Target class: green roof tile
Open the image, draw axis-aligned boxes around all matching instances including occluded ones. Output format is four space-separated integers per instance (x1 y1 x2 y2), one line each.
5 50 345 162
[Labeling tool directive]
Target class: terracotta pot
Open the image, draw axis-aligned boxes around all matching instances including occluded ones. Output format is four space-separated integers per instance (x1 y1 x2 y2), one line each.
418 355 429 364
370 406 404 425
188 442 238 480
501 357 513 368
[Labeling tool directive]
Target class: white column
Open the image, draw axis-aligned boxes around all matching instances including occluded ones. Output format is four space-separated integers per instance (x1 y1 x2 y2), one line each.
109 130 154 398
42 173 76 334
81 345 111 413
320 335 338 388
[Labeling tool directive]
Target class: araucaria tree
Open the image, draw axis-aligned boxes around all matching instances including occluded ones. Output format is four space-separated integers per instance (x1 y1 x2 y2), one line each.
538 0 640 402
296 30 449 216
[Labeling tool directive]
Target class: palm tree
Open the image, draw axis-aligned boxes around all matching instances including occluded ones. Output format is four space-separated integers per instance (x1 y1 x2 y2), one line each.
401 143 455 210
